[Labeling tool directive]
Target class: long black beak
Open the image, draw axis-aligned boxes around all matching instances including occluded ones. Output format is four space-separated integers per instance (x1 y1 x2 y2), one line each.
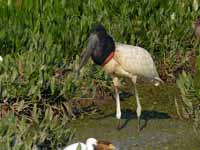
77 34 98 74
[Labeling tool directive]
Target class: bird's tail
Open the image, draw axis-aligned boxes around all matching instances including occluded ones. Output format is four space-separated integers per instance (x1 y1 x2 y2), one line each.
153 77 164 86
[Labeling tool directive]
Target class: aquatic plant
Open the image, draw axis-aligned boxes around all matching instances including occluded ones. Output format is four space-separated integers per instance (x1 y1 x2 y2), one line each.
177 55 200 128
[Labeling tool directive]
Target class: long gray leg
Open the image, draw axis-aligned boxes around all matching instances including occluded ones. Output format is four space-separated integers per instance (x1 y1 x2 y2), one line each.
132 76 142 131
113 77 121 129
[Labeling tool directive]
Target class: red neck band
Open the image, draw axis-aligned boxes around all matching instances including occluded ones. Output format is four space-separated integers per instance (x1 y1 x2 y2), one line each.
102 51 115 66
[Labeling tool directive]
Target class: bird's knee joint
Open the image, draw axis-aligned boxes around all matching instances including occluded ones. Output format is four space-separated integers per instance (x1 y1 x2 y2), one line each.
113 77 120 87
116 112 121 119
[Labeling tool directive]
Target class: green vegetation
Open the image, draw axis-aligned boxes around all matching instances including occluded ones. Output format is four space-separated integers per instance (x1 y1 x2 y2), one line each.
0 0 200 149
0 104 73 150
177 57 200 129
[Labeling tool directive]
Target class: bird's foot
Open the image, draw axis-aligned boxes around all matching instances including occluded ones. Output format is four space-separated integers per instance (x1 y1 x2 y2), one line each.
117 119 121 130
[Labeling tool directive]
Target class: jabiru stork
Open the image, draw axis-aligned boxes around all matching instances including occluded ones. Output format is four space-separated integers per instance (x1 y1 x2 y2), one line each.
77 24 163 130
63 138 115 150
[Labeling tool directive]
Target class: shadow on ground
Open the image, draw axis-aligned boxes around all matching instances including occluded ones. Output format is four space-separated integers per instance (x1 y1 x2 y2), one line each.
92 109 170 130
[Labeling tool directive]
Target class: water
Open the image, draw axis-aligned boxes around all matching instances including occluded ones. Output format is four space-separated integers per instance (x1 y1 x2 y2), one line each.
67 84 200 150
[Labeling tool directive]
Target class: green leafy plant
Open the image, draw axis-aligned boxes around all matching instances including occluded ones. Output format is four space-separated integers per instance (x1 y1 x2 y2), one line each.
0 104 74 150
177 70 200 128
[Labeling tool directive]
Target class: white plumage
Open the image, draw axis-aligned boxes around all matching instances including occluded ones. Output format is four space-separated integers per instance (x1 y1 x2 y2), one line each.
63 138 97 150
78 24 163 130
63 138 116 150
104 43 160 81
103 43 162 130
63 143 86 150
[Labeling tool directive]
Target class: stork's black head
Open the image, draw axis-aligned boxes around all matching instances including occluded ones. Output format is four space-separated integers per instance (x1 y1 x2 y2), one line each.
90 24 107 35
77 24 115 74
89 24 115 65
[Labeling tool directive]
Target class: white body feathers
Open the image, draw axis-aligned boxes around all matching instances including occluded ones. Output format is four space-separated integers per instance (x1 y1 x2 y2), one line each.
103 43 162 85
63 142 86 150
102 43 162 128
78 24 163 130
63 138 97 150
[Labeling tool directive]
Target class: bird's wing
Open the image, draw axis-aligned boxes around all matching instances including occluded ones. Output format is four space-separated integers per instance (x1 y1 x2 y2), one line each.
63 143 86 150
114 43 159 79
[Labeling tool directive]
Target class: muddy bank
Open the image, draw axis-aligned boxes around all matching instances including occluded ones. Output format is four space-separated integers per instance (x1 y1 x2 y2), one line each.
69 118 199 150
67 84 200 150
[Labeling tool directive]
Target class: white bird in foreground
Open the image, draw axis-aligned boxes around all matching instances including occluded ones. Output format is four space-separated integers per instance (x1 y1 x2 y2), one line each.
77 24 163 130
63 138 115 150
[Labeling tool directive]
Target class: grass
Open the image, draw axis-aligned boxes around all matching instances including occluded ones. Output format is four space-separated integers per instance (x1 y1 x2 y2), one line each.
0 0 200 148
